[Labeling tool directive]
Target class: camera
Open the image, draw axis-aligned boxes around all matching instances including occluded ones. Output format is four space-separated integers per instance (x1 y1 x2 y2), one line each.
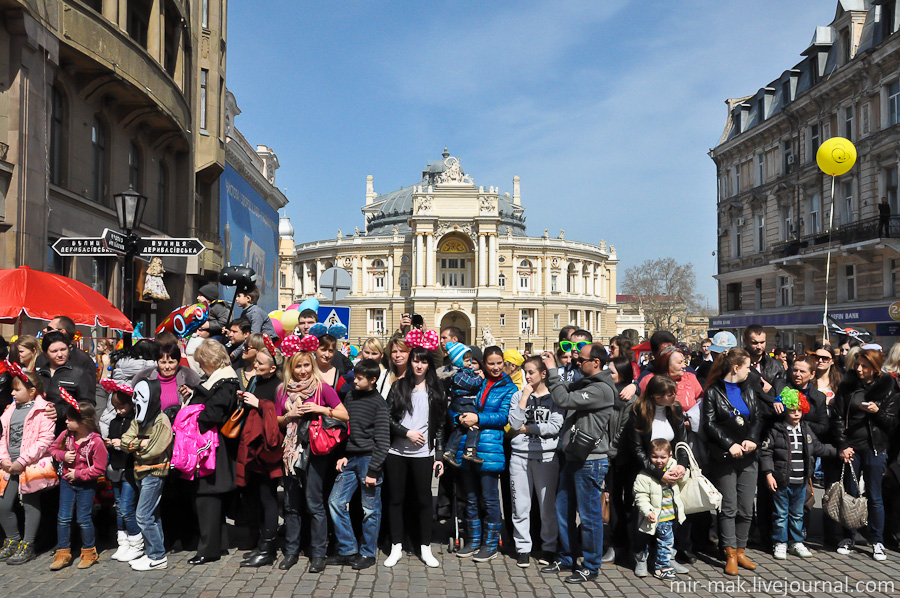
411 313 424 328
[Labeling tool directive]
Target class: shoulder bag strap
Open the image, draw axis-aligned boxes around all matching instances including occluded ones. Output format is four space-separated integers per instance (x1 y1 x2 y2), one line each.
674 441 700 471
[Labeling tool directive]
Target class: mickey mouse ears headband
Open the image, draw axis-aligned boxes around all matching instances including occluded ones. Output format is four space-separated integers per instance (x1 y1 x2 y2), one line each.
60 388 80 413
281 334 319 358
100 378 135 396
308 323 347 339
405 329 439 352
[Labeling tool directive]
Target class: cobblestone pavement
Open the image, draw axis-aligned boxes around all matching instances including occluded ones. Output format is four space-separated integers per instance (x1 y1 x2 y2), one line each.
0 533 898 598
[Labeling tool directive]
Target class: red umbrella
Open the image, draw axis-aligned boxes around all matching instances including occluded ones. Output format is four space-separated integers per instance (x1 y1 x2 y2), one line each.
0 266 133 331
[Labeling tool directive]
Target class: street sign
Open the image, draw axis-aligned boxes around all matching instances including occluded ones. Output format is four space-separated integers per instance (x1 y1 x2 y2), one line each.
137 237 205 256
52 237 115 257
318 267 352 304
102 228 128 255
317 306 350 339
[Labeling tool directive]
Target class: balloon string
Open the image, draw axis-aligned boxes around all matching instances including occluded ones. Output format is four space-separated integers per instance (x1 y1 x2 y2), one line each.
823 174 836 344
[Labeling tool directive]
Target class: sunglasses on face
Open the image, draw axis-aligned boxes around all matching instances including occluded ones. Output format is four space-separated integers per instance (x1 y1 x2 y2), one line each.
560 340 588 353
44 325 63 332
573 356 598 365
816 355 832 362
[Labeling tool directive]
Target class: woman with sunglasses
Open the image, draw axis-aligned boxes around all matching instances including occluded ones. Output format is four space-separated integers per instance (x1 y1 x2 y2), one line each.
812 345 842 405
237 334 268 391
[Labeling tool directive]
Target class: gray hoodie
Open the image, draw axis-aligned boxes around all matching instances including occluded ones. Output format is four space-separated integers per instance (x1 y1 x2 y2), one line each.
547 368 616 461
508 390 565 461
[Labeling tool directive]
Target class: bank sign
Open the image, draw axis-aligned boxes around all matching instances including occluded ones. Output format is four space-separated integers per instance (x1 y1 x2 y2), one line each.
709 303 900 330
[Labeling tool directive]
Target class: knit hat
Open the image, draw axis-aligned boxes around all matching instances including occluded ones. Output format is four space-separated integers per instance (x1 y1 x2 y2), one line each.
198 283 219 302
446 342 471 369
503 349 525 367
468 345 483 363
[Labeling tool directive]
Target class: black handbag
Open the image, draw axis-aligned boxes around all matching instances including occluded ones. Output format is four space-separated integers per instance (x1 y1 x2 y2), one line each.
565 424 602 460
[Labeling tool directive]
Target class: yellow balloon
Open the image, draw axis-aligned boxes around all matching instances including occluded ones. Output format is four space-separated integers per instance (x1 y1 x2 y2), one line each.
268 310 283 322
816 137 857 176
280 309 300 331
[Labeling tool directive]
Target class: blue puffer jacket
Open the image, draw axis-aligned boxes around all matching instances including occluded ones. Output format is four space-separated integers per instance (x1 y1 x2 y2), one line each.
451 373 514 473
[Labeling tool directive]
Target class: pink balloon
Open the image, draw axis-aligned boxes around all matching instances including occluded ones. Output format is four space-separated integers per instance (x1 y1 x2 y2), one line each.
271 318 285 341
287 303 301 311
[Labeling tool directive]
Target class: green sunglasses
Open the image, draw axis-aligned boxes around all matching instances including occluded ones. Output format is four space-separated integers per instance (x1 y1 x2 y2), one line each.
560 340 589 353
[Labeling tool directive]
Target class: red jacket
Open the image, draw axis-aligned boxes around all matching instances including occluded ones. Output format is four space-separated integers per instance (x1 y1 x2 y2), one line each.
236 400 283 486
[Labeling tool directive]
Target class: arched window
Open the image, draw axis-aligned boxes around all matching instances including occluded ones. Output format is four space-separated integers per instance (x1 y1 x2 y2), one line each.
50 87 66 186
498 273 506 289
91 118 107 203
399 272 410 291
372 259 385 268
518 259 532 290
129 142 143 192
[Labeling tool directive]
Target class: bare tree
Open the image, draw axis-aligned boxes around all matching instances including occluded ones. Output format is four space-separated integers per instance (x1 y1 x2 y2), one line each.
622 258 700 336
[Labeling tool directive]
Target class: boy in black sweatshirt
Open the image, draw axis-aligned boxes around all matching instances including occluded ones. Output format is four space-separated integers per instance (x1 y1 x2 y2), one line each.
326 359 390 571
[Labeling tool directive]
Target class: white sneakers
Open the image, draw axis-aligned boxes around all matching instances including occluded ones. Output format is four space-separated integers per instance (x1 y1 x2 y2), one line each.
789 543 812 558
420 544 439 568
384 543 403 568
873 543 887 562
114 534 145 562
130 555 167 570
109 531 128 561
836 539 853 555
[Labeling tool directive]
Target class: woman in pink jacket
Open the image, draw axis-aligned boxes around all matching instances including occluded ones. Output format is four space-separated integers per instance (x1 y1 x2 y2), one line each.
0 369 57 565
48 401 108 570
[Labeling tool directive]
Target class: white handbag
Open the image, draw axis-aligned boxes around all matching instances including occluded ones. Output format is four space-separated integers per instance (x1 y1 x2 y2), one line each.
674 441 723 514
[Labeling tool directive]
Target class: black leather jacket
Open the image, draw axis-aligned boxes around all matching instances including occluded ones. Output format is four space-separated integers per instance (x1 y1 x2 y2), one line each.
702 379 765 463
385 384 446 456
771 379 830 441
832 372 899 454
624 402 689 480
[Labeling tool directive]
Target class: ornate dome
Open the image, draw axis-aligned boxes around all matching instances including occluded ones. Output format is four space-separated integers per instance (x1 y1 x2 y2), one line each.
279 214 295 239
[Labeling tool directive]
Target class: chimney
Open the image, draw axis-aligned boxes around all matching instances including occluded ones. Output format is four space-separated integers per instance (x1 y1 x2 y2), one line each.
512 175 521 205
366 175 376 205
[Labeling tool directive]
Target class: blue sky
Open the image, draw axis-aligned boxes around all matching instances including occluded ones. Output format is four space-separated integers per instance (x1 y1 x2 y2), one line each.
227 0 835 308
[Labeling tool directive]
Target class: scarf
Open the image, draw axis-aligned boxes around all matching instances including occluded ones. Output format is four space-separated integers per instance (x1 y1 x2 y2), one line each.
282 378 319 473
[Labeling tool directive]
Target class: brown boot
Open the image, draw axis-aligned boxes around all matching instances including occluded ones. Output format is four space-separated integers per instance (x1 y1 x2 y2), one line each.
77 547 99 569
723 547 738 576
736 548 757 570
49 548 72 571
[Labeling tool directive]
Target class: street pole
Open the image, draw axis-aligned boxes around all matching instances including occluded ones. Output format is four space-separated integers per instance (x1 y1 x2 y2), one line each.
122 231 137 347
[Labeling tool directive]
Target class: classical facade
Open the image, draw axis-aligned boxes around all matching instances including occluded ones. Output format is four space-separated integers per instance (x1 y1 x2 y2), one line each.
0 0 228 334
285 151 618 352
710 1 900 350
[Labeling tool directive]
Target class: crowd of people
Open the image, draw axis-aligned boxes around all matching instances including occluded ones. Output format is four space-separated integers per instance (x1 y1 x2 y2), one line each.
0 291 896 585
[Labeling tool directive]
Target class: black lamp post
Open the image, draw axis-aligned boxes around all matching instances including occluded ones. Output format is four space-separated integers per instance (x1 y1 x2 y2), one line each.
114 185 147 346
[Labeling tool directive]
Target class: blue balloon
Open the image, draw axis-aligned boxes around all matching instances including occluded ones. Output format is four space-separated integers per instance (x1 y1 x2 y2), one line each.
298 297 319 313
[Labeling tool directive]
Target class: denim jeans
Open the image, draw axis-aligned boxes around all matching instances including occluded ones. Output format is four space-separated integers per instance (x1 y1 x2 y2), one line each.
58 478 97 549
305 455 332 558
556 455 609 573
135 475 166 559
844 449 888 544
460 469 501 524
654 520 675 570
327 455 382 558
112 478 141 536
772 483 806 544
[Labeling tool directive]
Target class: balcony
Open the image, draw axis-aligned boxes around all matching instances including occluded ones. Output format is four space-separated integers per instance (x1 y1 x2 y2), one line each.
413 287 478 298
772 216 900 259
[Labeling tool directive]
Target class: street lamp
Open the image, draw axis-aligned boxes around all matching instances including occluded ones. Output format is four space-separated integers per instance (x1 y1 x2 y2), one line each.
114 186 147 346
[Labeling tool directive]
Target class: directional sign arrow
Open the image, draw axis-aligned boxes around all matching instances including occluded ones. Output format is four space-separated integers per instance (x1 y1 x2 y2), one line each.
52 237 116 257
137 237 206 257
102 228 128 255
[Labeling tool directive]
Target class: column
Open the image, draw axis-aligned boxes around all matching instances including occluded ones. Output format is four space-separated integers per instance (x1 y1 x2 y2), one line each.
315 259 322 295
512 254 518 296
300 262 308 296
575 261 583 295
117 0 128 29
489 234 498 287
361 256 368 295
588 262 596 296
387 254 394 294
102 0 117 22
545 256 552 293
426 233 435 286
608 266 617 303
535 257 542 294
478 234 487 287
416 234 425 287
148 0 162 63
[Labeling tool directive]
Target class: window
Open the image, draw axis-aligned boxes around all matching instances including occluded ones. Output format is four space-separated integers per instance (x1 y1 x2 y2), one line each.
734 168 741 195
553 313 560 329
280 272 286 288
733 216 742 258
783 205 794 240
845 265 857 301
367 309 385 335
498 273 506 289
550 275 558 293
499 313 505 327
520 310 536 334
439 258 466 287
91 118 106 204
157 163 168 229
202 0 209 28
372 259 385 268
200 69 209 132
862 102 871 135
887 167 899 214
778 275 793 307
50 87 65 185
782 79 791 105
569 310 579 326
808 123 820 161
91 258 108 297
883 2 897 42
783 140 793 174
843 181 853 225
889 81 900 127
127 0 149 48
374 274 385 290
823 121 831 140
399 272 409 291
757 153 765 185
756 213 765 252
844 106 854 140
726 283 742 311
128 142 142 192
518 274 529 290
841 28 851 64
755 278 762 309
808 194 820 234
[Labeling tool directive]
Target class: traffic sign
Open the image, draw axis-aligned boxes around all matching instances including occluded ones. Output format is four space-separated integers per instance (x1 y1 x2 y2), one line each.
137 237 205 256
317 306 350 339
102 228 128 254
52 237 115 257
318 267 352 304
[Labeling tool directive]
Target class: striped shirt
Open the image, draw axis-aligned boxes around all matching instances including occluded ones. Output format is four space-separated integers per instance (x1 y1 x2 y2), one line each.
659 485 676 523
787 424 805 485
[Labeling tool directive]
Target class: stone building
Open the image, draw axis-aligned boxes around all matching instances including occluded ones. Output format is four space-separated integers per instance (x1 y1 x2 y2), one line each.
709 0 900 350
285 150 619 352
0 0 228 333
